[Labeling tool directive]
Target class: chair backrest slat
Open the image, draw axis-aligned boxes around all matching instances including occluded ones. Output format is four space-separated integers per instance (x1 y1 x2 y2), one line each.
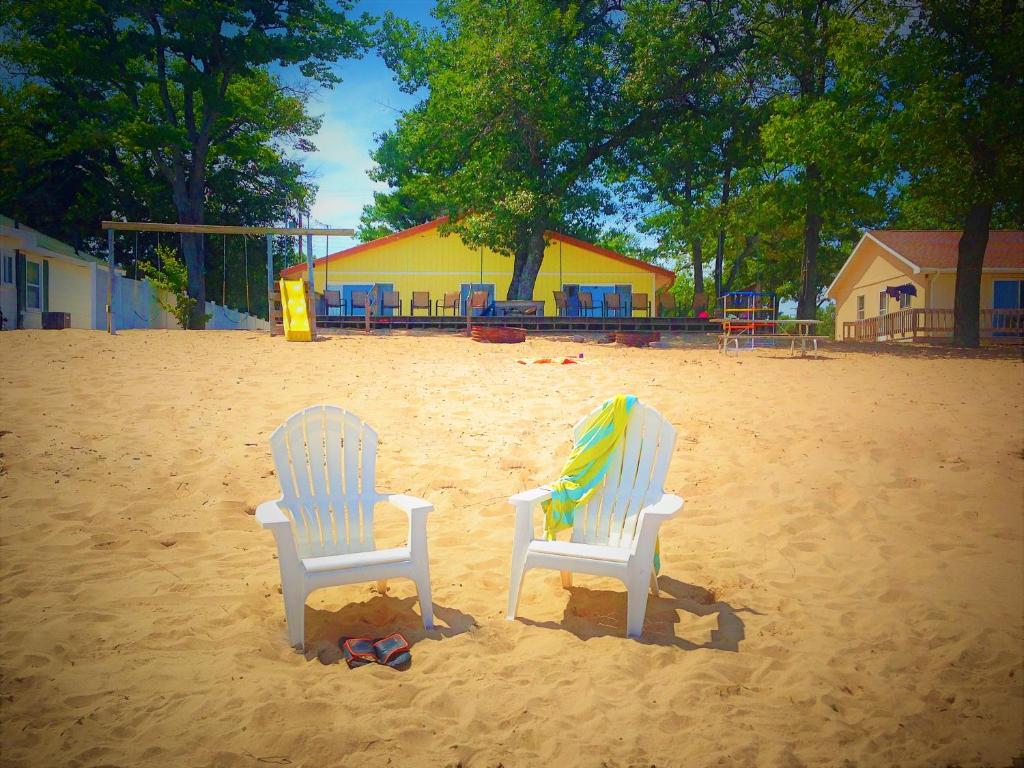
579 292 593 310
269 406 381 558
412 291 429 308
605 293 621 310
633 293 649 311
568 401 676 548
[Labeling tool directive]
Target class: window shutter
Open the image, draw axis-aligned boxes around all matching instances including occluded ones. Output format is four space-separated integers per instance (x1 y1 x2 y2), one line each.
42 260 50 313
15 251 26 329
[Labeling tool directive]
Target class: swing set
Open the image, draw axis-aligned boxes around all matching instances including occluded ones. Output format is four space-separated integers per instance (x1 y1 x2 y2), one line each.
100 220 354 336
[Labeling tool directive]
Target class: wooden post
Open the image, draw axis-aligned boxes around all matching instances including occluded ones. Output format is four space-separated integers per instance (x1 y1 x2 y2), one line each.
107 228 115 334
266 235 274 335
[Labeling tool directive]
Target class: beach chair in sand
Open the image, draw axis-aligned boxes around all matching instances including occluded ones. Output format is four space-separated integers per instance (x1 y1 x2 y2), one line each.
506 398 682 638
256 406 434 648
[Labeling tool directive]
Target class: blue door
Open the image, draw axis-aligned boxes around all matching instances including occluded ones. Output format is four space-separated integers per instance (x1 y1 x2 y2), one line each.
341 284 373 316
993 279 1022 336
460 283 495 315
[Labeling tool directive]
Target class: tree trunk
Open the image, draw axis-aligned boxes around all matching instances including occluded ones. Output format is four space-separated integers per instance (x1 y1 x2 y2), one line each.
507 224 546 300
180 231 207 329
952 202 991 347
714 171 731 299
797 163 822 320
691 239 705 313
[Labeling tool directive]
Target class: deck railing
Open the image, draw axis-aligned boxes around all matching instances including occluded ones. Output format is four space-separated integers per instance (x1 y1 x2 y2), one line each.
842 308 1024 342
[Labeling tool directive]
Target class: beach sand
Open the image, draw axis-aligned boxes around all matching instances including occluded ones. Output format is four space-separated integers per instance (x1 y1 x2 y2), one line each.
1 330 1021 767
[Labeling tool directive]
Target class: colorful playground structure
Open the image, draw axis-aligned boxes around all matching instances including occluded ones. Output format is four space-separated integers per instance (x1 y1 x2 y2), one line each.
717 291 777 349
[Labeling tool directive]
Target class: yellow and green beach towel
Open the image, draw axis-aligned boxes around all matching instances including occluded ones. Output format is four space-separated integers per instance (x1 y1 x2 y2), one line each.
542 394 660 571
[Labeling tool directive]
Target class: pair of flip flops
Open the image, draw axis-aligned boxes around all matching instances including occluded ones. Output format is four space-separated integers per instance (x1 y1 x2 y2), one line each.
340 632 411 669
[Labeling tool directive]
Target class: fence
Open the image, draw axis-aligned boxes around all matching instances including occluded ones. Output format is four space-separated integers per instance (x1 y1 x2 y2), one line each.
111 274 268 331
842 308 1023 342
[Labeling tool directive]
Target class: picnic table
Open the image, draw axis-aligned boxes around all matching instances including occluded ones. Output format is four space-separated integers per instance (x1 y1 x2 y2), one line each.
711 317 825 356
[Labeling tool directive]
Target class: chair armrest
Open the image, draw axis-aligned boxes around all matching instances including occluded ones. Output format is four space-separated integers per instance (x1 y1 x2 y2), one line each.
255 500 290 529
509 485 553 545
386 493 433 518
509 486 553 506
632 494 684 559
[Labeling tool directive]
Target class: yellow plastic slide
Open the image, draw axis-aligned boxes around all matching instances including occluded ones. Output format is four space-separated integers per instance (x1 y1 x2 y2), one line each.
279 279 313 342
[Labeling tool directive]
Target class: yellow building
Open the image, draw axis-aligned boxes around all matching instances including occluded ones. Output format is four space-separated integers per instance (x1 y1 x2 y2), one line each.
279 218 675 316
827 230 1024 341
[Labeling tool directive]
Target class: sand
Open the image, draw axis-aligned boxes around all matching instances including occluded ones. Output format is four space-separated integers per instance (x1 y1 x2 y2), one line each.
0 329 1021 768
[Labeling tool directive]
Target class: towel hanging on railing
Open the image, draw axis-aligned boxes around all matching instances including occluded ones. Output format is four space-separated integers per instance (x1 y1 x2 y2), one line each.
885 283 917 300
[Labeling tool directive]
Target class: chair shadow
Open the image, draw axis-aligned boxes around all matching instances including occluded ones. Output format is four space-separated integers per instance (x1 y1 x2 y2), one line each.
518 575 762 652
302 595 477 665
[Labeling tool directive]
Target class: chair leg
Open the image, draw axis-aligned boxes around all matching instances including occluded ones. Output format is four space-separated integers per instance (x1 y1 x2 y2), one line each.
626 573 650 639
282 581 306 649
560 571 572 588
507 551 529 621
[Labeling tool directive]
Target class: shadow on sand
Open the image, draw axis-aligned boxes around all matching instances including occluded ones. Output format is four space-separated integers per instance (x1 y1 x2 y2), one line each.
302 595 477 664
519 575 762 651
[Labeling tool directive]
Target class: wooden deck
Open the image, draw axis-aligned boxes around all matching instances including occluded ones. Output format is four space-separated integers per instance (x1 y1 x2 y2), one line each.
313 314 717 333
842 308 1024 342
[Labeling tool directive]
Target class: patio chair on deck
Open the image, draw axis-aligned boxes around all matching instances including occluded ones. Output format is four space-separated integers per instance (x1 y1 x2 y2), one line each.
410 292 431 316
436 291 460 316
469 290 491 315
324 290 346 318
578 291 595 317
553 291 569 317
632 293 651 317
381 291 401 315
603 292 623 318
350 290 368 316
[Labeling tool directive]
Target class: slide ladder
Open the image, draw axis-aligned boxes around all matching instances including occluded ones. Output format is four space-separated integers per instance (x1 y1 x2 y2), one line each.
279 279 313 342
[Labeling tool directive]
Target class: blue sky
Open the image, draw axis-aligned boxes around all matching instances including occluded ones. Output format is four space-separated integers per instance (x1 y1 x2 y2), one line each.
297 1 436 257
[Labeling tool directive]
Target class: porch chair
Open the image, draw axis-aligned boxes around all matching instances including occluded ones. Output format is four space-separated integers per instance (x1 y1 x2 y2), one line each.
410 291 431 316
349 290 368 316
436 291 460 316
255 406 434 648
324 289 345 318
658 293 677 317
578 291 595 317
381 290 401 315
603 292 623 318
470 290 490 315
553 291 569 317
506 399 682 638
632 293 651 317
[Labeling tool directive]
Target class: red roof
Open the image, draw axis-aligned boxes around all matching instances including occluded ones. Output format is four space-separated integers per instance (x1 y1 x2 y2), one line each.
280 217 675 280
868 230 1024 270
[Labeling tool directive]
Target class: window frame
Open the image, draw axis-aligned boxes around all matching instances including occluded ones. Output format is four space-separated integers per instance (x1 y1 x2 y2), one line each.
899 291 912 310
25 259 41 310
878 290 888 317
856 295 865 321
1 252 12 285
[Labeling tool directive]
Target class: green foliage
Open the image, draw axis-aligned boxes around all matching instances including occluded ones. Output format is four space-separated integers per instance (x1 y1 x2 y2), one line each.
816 301 836 338
139 246 208 329
0 0 371 327
888 0 1023 227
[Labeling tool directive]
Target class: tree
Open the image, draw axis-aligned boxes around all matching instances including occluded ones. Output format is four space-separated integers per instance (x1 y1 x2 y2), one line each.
1 0 371 328
751 0 900 318
890 0 1024 346
140 245 208 329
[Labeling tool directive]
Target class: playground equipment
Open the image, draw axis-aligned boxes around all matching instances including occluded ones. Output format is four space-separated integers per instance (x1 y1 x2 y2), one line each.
279 279 313 342
718 291 777 350
100 220 354 336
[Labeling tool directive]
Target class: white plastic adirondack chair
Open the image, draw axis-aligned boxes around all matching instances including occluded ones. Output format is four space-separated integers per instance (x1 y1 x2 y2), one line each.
507 400 683 638
256 406 433 648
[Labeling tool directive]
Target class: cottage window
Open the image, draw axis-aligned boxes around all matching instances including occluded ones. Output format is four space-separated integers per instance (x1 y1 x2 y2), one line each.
1 251 12 284
26 260 41 310
878 291 888 317
856 295 864 320
899 291 912 309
